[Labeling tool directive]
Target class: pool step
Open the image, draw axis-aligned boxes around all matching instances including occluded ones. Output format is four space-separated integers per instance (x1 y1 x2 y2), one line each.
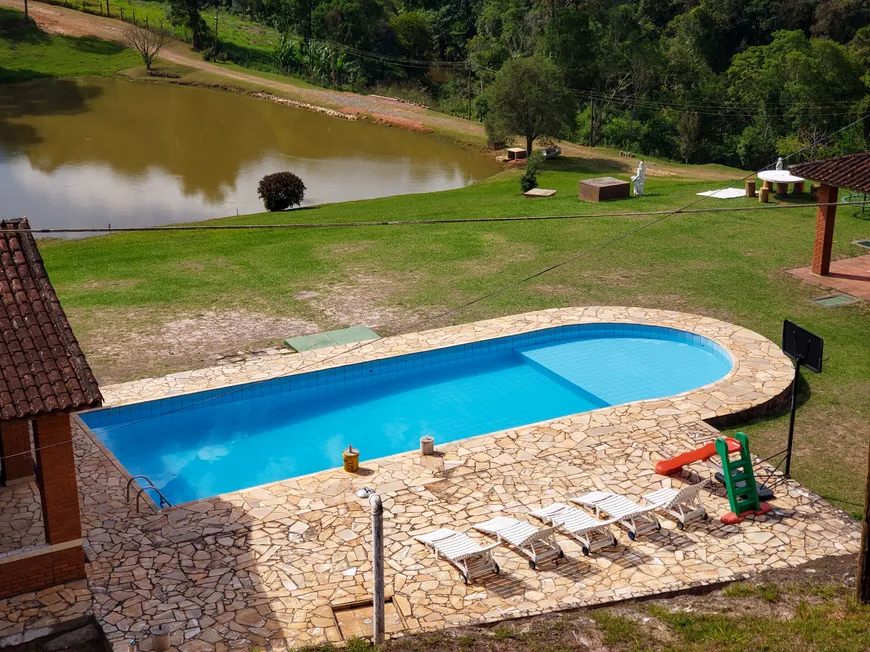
515 351 609 409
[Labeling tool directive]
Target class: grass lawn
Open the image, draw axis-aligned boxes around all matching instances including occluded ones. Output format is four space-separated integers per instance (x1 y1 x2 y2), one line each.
0 7 139 81
300 555 870 652
36 157 870 514
46 0 280 65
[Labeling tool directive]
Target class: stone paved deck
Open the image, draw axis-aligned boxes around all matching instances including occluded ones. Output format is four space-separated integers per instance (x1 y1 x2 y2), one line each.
0 308 860 651
0 481 43 555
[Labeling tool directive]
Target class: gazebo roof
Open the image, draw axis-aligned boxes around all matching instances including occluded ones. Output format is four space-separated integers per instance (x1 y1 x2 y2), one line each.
0 219 102 421
789 152 870 193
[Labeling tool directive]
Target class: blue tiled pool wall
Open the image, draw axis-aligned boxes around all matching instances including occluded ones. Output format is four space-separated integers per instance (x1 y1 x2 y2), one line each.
82 323 733 431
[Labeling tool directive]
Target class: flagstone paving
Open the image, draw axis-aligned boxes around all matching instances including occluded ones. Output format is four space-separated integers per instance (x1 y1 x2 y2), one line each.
0 308 860 651
0 481 43 555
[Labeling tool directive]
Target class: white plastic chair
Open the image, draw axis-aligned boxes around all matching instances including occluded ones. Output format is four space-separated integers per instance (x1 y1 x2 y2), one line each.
414 528 500 584
530 503 619 555
572 491 662 540
643 483 708 530
473 516 563 569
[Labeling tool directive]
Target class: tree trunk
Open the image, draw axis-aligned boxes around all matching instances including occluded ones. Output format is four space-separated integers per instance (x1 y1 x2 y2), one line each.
191 16 201 49
24 0 28 18
526 134 534 158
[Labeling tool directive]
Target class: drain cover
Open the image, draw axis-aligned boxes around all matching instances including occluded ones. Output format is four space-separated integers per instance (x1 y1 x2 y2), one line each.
854 239 870 249
333 599 404 639
812 294 859 307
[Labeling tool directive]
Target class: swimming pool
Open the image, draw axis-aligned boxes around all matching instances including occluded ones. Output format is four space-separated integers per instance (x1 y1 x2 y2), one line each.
82 324 733 504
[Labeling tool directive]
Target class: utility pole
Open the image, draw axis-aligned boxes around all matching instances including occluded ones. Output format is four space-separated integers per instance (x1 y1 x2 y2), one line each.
370 493 385 645
213 8 219 61
859 442 870 602
330 43 336 89
589 98 595 147
467 63 472 119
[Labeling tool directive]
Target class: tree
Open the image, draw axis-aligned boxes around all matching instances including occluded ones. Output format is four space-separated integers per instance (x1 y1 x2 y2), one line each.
484 56 575 156
812 0 870 43
168 0 212 50
124 26 168 71
676 111 702 163
390 12 433 60
258 172 306 211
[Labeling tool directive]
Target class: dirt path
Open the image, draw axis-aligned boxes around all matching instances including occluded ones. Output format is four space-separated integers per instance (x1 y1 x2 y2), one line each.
3 0 743 179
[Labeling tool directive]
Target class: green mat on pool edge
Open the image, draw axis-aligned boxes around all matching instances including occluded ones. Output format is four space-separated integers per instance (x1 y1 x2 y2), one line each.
284 326 380 352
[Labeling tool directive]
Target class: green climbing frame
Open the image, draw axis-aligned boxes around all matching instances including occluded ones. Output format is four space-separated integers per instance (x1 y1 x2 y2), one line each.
715 431 761 516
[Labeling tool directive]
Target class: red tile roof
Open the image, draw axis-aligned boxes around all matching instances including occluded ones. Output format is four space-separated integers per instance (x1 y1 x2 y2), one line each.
789 153 870 193
0 219 102 421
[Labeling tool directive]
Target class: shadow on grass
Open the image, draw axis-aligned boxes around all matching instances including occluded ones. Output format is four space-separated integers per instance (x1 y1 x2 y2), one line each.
71 35 128 56
544 156 629 176
0 8 51 45
0 67 50 84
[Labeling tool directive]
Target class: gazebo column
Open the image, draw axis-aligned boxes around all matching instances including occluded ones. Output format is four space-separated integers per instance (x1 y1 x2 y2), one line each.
32 413 85 583
812 183 838 276
1 420 33 484
34 414 82 545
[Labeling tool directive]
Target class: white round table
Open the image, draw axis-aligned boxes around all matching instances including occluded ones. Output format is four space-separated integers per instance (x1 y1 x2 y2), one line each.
758 170 806 195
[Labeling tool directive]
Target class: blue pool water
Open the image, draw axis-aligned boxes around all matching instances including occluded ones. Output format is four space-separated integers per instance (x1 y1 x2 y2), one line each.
83 324 732 504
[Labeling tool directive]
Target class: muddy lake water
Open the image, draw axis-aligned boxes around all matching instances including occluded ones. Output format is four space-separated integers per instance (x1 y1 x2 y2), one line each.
0 78 500 235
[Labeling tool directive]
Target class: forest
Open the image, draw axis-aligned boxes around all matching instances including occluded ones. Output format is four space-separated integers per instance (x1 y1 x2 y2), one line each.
170 0 870 168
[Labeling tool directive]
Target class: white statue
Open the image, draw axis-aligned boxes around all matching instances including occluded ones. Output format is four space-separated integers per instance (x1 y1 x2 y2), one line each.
775 157 784 170
631 160 646 197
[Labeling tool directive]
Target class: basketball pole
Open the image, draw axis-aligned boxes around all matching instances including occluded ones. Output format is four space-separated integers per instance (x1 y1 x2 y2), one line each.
784 359 800 478
858 443 870 603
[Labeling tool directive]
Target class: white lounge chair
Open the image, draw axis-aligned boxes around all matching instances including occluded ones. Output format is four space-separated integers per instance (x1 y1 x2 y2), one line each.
572 491 662 540
414 528 500 584
530 503 618 556
473 516 563 569
643 483 708 530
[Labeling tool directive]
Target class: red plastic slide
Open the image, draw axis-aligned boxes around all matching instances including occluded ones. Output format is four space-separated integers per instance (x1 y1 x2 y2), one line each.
655 437 742 476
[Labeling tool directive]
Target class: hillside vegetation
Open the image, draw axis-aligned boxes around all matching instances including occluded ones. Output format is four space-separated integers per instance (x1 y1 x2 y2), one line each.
45 0 870 167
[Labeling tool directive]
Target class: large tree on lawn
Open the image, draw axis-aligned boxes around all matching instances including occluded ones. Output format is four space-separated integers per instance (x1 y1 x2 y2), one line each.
484 56 575 156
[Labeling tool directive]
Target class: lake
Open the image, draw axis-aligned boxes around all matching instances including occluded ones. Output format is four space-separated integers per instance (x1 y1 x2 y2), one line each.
0 78 500 234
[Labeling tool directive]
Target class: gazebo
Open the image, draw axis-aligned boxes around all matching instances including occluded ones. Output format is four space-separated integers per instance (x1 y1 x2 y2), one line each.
0 218 102 599
790 152 870 276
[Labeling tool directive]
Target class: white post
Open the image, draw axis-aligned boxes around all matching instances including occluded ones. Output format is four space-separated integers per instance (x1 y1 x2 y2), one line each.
370 493 385 645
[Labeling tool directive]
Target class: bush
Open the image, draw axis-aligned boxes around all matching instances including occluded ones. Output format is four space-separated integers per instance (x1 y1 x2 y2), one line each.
257 172 306 211
519 151 544 193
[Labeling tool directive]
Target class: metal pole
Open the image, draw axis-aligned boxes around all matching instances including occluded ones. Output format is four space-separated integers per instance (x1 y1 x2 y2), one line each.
784 361 800 477
857 440 870 603
370 493 385 645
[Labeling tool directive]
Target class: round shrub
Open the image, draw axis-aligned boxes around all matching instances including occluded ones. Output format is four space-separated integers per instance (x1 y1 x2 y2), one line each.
257 172 306 211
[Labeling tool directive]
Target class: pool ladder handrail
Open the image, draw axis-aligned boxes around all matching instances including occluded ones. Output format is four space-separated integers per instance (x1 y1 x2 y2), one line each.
125 474 172 513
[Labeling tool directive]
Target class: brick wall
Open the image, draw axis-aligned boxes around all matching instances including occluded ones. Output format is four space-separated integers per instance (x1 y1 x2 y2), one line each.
812 183 838 276
0 544 85 599
33 414 82 545
0 419 33 482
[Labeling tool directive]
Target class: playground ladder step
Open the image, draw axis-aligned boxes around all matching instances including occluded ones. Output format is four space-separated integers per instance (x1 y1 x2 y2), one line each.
715 432 762 517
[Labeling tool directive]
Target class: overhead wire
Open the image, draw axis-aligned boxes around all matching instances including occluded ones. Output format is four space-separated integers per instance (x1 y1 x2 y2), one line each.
5 201 869 235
